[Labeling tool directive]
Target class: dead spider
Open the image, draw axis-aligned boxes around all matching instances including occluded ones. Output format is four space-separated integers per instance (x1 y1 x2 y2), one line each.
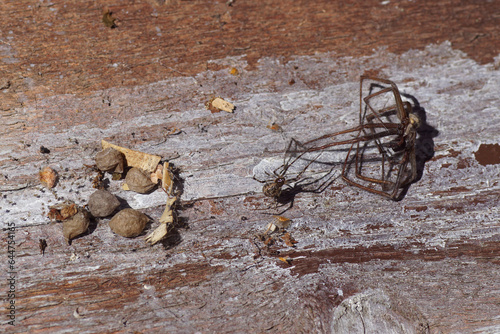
253 138 322 202
302 76 421 200
344 76 421 199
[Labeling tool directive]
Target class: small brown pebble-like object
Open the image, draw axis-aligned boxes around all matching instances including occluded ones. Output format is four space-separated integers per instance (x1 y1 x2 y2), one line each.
63 209 90 243
95 147 125 173
88 190 120 217
109 209 148 238
125 167 156 193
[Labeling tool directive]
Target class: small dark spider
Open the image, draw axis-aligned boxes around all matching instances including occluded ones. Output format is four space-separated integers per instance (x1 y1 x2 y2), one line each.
262 176 286 198
253 139 319 201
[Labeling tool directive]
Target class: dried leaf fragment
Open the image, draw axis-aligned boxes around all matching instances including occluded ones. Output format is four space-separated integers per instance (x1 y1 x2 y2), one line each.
273 215 292 229
278 257 292 265
161 162 174 195
145 223 168 245
267 122 282 132
205 97 220 113
265 216 292 234
159 196 177 224
212 97 235 113
92 170 105 189
60 203 78 219
263 235 274 246
150 164 163 184
229 67 239 75
205 97 234 113
102 8 117 28
145 196 177 245
48 202 78 221
39 166 58 188
265 222 277 234
281 232 298 247
101 140 162 173
109 209 148 238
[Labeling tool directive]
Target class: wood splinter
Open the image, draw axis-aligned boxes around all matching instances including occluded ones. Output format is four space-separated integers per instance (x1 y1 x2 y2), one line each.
101 139 161 173
145 162 178 245
206 97 235 113
145 196 177 245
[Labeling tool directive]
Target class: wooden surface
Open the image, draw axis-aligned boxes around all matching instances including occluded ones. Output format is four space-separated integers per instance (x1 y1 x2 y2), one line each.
1 1 500 333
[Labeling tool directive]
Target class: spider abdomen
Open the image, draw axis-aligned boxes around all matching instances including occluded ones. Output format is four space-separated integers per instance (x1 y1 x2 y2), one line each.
263 177 286 198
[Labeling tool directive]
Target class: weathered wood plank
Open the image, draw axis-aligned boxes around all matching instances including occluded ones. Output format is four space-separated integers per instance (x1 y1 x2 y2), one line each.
1 1 499 333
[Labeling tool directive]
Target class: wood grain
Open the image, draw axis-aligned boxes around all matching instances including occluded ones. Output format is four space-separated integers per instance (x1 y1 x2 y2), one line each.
1 1 499 333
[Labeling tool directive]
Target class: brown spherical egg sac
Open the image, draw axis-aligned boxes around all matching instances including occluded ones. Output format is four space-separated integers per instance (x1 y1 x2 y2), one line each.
95 148 125 173
125 167 156 194
88 189 120 217
109 209 148 238
63 208 90 244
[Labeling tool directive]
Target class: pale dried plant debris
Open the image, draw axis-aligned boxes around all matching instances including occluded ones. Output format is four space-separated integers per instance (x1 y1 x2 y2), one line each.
145 163 177 244
101 140 161 173
273 215 292 229
266 215 292 234
259 216 297 249
146 196 177 245
48 201 78 221
160 196 177 224
205 97 235 113
150 164 163 184
39 166 58 188
161 162 175 195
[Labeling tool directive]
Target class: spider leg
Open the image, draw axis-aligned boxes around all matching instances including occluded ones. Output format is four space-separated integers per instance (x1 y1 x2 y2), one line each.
293 150 324 181
281 138 310 174
292 167 338 194
254 194 292 214
253 176 267 184
253 162 284 185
